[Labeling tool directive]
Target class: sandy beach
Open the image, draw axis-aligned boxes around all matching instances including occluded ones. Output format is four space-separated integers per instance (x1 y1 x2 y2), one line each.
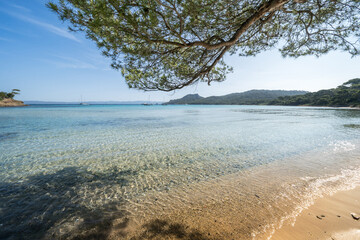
269 187 360 240
112 152 360 240
120 186 360 240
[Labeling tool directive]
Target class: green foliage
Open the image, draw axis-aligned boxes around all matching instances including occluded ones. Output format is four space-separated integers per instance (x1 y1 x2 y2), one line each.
48 0 360 91
167 94 203 104
342 78 360 89
6 93 15 99
268 79 360 107
0 92 7 101
168 79 360 107
167 90 308 105
0 89 21 100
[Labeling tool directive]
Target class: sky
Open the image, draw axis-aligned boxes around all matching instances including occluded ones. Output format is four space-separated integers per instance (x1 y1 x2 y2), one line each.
1 0 360 102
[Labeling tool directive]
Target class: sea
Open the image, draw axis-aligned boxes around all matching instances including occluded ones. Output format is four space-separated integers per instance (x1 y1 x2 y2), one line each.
1 104 360 239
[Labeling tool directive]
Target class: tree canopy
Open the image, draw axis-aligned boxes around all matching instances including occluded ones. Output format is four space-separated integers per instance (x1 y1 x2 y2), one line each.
268 78 360 107
165 79 360 107
47 0 360 91
0 89 21 100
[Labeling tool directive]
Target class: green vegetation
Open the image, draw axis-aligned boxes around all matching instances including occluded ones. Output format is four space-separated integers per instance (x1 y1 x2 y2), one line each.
0 89 20 100
167 79 360 107
167 94 204 104
269 79 360 107
48 0 360 91
166 90 308 105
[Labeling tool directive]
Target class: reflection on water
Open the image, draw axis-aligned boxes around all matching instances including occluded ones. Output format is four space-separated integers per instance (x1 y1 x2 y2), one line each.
0 132 17 141
344 123 360 129
0 105 360 239
334 108 360 118
77 117 162 127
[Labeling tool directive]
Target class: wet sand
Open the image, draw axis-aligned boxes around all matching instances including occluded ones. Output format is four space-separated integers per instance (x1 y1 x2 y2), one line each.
269 186 360 240
118 186 360 240
105 151 360 240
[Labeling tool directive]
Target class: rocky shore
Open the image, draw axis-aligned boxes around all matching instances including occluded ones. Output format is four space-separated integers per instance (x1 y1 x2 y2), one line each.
0 98 27 107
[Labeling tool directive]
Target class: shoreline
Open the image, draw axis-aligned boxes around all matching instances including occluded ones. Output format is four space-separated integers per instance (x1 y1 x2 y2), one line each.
165 103 360 109
0 98 27 107
121 176 360 240
117 148 360 240
1 105 360 240
269 186 360 240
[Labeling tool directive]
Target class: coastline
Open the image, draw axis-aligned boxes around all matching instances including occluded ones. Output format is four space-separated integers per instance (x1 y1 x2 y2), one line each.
1 105 360 240
121 170 360 240
165 103 360 110
269 186 360 240
0 98 27 107
117 146 360 240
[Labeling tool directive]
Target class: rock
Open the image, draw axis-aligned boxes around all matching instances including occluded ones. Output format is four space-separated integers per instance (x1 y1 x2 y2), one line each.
0 98 27 107
351 213 360 220
255 194 260 198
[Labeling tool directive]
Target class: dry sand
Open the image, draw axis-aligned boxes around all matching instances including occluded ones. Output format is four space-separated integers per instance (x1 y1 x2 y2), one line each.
270 187 360 240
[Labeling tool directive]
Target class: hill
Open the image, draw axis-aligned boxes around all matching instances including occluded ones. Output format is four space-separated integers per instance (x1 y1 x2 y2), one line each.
167 94 204 104
166 90 308 105
268 79 360 107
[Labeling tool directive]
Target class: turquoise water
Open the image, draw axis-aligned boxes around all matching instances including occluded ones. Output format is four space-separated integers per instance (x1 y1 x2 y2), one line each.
1 105 360 239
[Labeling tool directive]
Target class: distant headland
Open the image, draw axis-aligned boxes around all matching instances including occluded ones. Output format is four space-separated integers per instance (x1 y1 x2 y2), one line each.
166 78 360 108
0 98 27 107
0 89 27 107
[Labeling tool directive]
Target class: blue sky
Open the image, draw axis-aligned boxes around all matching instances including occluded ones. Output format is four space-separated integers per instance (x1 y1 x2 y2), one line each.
1 0 360 102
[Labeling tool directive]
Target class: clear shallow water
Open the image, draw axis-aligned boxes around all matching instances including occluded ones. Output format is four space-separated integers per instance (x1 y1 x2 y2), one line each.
1 105 360 239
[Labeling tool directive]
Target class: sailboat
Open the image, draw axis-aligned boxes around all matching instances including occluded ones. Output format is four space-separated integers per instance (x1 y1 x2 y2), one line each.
80 95 89 105
142 95 153 106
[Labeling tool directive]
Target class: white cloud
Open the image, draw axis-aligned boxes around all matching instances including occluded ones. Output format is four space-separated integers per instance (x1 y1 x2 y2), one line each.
8 4 31 12
39 56 97 69
1 9 80 43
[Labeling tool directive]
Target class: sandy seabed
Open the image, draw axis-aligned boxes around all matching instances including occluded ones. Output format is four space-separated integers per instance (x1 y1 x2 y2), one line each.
114 186 360 240
100 153 360 240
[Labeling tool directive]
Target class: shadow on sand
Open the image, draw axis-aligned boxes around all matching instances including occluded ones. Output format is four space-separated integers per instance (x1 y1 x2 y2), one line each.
0 166 135 240
131 219 212 240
